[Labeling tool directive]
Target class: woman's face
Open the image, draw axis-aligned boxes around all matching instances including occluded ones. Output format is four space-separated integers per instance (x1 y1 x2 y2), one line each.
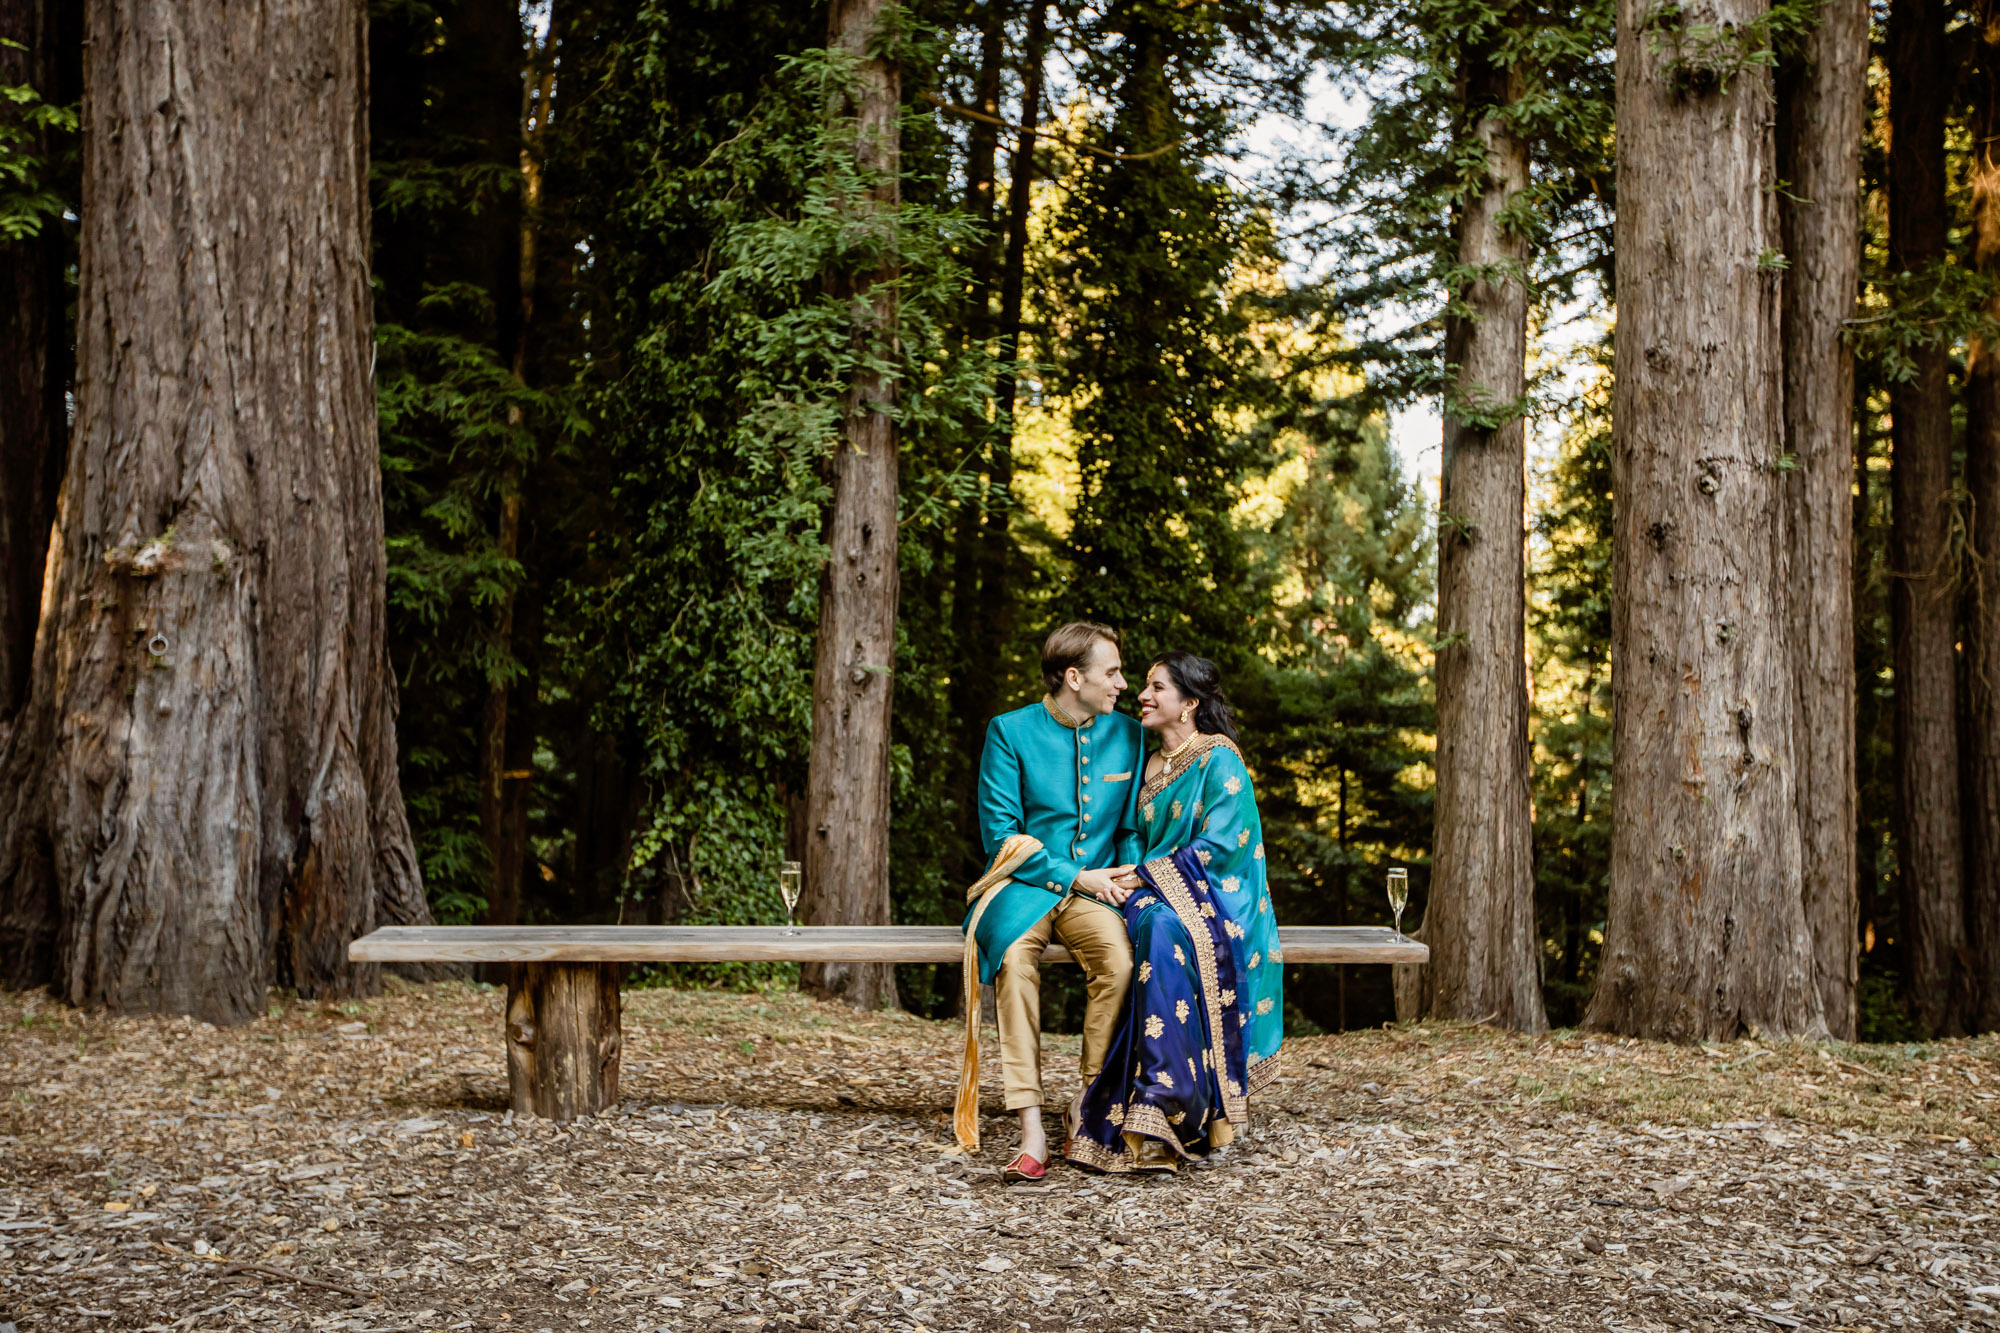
1136 665 1188 733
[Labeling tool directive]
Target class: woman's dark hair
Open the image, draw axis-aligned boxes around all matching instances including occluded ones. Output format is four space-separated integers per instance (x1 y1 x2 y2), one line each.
1150 651 1239 743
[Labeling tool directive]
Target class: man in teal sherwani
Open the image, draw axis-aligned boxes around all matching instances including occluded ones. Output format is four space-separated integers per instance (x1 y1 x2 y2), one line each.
963 621 1144 1178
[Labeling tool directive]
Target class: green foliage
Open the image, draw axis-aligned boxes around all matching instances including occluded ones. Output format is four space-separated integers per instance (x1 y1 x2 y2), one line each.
1238 410 1438 1031
1304 0 1616 406
1047 4 1274 660
1638 0 1818 99
549 16 996 959
1528 345 1614 1028
375 313 550 923
0 54 73 242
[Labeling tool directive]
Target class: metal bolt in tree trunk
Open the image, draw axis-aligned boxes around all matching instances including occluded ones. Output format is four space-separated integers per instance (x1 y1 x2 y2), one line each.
1587 0 1826 1041
1776 0 1866 1040
1424 37 1546 1033
802 0 902 1011
0 0 431 1019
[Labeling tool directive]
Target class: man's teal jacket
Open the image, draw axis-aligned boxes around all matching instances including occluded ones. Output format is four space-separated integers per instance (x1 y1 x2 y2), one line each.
965 697 1144 982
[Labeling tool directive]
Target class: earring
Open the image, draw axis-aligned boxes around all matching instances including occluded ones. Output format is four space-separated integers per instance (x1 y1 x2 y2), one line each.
1179 703 1194 724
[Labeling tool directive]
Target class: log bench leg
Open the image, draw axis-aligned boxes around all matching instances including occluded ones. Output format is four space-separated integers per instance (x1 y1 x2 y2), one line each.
506 962 622 1120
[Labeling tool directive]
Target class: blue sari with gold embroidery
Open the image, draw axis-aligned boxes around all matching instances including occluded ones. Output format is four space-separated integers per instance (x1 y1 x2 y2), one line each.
1069 735 1282 1173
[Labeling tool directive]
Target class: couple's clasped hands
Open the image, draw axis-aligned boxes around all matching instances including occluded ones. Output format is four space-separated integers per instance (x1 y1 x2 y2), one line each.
1074 864 1145 906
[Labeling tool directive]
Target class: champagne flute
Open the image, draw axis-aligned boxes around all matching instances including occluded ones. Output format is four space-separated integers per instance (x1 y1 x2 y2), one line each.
779 860 803 937
1387 866 1409 938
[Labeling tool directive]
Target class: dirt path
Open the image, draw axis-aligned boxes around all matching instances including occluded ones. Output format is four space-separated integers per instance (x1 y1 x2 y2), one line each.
2 981 1996 1331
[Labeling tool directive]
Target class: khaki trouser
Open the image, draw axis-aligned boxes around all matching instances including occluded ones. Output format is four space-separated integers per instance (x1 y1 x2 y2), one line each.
994 893 1133 1111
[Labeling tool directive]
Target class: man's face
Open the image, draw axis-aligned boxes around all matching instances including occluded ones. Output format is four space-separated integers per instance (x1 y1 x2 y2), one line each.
1066 638 1127 716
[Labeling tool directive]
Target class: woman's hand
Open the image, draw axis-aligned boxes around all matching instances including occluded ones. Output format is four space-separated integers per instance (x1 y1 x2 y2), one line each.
1074 865 1138 906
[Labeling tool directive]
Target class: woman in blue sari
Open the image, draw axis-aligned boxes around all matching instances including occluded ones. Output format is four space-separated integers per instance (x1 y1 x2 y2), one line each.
1068 652 1283 1174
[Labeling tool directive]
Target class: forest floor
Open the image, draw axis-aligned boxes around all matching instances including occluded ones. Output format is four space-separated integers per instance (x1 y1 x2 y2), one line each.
1 981 1997 1333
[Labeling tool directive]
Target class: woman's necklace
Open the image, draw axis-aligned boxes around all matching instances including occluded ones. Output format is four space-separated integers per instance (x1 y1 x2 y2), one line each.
1158 729 1200 776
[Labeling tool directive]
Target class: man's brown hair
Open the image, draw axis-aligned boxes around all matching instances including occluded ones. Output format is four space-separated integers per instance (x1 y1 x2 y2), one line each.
1041 621 1121 695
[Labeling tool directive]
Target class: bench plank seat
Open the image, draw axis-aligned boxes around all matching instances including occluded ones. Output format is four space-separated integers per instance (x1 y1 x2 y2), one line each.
348 924 1425 966
346 924 1426 1121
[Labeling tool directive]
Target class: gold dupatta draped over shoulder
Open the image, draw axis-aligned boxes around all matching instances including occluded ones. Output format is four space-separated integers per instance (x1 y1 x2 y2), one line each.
953 834 1042 1152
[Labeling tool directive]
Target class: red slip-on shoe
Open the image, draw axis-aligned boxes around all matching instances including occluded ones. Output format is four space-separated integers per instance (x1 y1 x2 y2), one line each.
1001 1150 1049 1184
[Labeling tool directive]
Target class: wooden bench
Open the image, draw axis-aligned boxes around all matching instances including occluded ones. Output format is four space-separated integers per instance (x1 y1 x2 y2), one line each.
347 925 1428 1120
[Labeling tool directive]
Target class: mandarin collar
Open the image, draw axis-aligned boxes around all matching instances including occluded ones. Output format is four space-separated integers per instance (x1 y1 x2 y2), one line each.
1040 695 1095 730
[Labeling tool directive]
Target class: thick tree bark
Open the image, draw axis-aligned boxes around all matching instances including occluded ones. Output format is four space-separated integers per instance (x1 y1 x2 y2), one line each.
0 0 77 738
0 0 430 1019
802 0 901 1010
1887 0 1968 1036
1776 0 1865 1040
1964 0 2000 1033
1586 0 1826 1041
1423 40 1546 1032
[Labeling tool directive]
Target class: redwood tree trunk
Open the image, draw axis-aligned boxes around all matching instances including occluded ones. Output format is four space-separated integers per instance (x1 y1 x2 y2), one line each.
801 0 901 1010
1586 0 1826 1041
1424 39 1546 1033
1887 0 1968 1036
0 0 76 738
1964 0 2000 1033
1776 0 1866 1040
0 0 431 1020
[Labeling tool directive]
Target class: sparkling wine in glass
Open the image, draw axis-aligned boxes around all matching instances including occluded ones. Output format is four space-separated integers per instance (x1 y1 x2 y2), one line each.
780 860 803 937
1387 866 1410 938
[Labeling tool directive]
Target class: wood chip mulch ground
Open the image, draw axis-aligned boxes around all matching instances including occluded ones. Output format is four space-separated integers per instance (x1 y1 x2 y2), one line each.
3 979 1997 1332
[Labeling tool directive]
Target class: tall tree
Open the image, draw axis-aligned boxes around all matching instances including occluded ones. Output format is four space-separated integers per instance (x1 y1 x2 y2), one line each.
1776 0 1866 1039
1423 15 1547 1032
1886 0 1967 1036
0 0 76 737
802 0 904 1009
0 0 430 1018
948 0 1045 889
1055 0 1262 658
1964 0 2000 1033
1585 0 1825 1040
947 0 1011 885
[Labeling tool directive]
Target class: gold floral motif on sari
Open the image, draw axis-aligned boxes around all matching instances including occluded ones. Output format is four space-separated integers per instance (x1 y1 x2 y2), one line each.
1138 853 1247 1127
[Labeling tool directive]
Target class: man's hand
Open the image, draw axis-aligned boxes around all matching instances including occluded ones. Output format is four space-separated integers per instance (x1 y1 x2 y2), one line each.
1074 865 1138 906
